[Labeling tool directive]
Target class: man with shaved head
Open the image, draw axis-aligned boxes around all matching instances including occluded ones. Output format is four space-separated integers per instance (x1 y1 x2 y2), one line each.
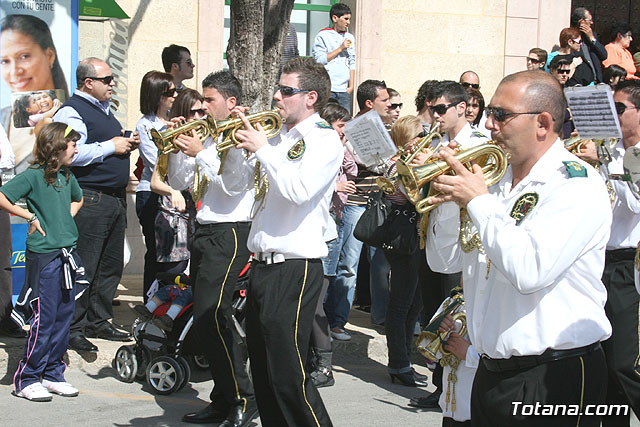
426 70 612 426
459 70 480 90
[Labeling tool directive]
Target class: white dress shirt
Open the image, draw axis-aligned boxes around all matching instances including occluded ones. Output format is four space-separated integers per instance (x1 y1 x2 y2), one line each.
223 112 343 259
426 122 491 273
53 90 118 167
166 136 254 224
427 140 612 358
601 139 640 250
0 126 15 172
135 114 165 192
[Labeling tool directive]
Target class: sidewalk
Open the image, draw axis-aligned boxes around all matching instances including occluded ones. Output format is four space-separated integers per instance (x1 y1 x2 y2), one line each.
0 274 446 427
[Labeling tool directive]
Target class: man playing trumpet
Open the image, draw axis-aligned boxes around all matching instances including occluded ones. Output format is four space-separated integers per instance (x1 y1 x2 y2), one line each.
168 71 258 427
426 70 612 426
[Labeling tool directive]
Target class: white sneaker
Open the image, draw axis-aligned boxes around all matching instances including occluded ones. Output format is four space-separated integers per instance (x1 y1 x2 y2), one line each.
330 328 351 341
41 379 79 397
14 382 53 402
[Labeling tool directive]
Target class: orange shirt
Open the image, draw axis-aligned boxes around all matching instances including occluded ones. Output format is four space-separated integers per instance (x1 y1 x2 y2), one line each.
603 43 639 79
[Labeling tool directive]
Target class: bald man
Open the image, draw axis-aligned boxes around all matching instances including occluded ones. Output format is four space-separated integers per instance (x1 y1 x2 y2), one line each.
459 70 480 90
427 70 612 426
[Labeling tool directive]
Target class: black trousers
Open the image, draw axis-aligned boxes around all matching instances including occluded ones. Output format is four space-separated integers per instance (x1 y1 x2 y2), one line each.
135 191 159 302
471 346 607 427
71 189 126 337
601 249 640 426
384 248 423 372
0 210 13 328
190 222 253 410
246 258 332 427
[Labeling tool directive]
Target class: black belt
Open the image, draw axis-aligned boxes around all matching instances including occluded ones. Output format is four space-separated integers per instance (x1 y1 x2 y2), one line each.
196 221 251 230
481 342 601 373
605 248 636 262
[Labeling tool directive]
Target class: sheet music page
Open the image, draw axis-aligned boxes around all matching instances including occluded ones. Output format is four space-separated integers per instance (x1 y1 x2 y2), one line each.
564 85 622 139
343 110 397 167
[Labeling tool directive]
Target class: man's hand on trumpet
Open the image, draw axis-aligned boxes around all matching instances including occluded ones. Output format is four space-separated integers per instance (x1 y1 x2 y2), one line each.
428 147 489 207
234 111 269 154
174 129 204 157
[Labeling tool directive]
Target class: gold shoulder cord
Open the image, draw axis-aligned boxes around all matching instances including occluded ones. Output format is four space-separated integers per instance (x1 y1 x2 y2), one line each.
459 208 492 279
251 161 269 219
192 165 209 203
459 208 484 254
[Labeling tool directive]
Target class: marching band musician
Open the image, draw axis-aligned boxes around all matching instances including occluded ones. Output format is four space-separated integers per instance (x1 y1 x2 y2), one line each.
415 81 490 408
426 70 612 426
226 57 342 427
577 79 640 424
166 72 258 427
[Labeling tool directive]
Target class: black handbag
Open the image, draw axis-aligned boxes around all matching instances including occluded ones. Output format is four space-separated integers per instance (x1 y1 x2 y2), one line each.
353 190 392 248
354 191 418 255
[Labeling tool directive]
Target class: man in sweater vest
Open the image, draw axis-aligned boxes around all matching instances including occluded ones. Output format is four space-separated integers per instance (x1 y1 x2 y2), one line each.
54 57 139 352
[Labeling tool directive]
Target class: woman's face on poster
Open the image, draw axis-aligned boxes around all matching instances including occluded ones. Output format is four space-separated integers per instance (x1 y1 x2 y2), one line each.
1 29 55 93
35 91 54 112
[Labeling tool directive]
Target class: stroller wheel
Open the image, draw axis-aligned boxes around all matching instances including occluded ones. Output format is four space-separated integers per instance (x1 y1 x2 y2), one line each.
114 345 138 383
176 356 191 391
135 346 151 381
146 355 184 395
191 354 210 370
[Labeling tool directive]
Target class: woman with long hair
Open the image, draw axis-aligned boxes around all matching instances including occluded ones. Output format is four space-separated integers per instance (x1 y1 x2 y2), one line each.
136 70 178 300
383 115 429 387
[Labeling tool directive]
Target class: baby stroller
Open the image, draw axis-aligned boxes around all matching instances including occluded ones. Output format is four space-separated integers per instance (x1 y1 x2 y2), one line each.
112 261 251 395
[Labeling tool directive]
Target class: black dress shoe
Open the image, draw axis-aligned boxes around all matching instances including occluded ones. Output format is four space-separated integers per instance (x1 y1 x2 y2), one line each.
182 403 229 424
68 335 98 352
408 390 442 408
219 399 259 427
389 371 428 387
86 325 131 341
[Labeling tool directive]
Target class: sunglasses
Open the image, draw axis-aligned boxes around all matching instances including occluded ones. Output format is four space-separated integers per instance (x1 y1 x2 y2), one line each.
277 85 310 96
189 108 206 117
554 69 571 75
86 75 114 85
485 107 542 122
526 57 543 64
571 38 583 44
162 88 178 97
614 101 640 115
429 101 461 115
461 82 480 89
390 103 403 110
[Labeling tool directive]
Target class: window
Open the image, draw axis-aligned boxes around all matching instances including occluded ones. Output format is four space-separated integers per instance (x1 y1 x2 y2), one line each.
223 0 339 67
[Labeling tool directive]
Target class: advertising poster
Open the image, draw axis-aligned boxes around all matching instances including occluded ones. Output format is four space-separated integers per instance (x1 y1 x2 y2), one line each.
1 0 78 173
0 0 78 298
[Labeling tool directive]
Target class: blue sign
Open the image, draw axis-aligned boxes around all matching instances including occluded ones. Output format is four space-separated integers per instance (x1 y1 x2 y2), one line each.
10 222 27 304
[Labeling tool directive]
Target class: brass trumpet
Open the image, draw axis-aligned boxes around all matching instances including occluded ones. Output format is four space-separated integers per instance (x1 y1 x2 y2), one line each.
150 109 282 155
383 143 508 214
416 296 466 362
376 123 443 195
563 136 618 157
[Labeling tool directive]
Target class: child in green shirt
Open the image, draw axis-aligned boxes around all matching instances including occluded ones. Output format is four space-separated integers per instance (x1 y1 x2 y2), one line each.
0 122 84 402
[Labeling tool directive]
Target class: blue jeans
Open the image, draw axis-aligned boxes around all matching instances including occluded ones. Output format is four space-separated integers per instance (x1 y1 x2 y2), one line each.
153 285 193 308
330 91 351 113
324 205 364 329
368 246 390 325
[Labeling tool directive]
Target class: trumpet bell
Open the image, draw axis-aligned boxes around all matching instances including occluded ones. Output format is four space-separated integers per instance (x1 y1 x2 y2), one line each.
396 143 508 214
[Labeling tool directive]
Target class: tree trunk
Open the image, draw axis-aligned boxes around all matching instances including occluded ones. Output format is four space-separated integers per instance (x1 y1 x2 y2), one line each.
227 0 295 111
